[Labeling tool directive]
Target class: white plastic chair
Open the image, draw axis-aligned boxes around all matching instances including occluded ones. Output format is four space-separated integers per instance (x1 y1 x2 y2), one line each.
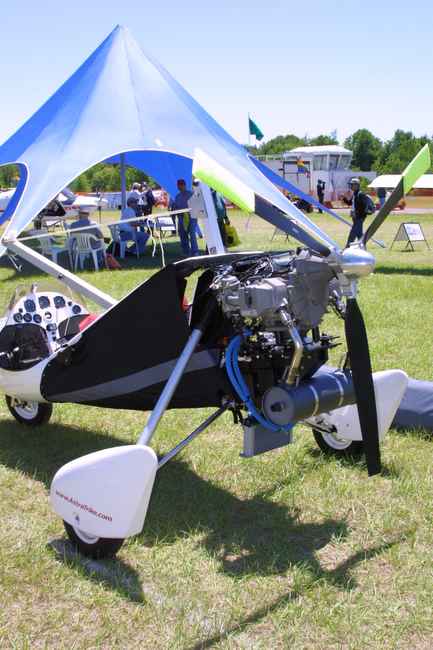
38 236 73 268
70 233 106 271
108 224 139 259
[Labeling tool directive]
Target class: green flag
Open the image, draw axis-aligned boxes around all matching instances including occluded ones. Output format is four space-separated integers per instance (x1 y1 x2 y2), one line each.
248 116 264 141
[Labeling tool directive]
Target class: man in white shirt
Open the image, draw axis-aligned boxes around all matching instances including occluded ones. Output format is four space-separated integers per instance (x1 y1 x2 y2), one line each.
68 209 105 265
118 197 149 254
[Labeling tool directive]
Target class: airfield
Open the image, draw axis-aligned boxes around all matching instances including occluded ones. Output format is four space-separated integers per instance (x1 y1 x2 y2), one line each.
0 207 432 648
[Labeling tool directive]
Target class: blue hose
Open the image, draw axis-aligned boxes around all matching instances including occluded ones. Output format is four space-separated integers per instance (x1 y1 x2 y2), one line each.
225 333 293 433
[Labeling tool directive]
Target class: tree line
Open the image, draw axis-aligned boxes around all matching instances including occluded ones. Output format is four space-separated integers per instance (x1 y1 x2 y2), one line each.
1 129 431 192
249 129 433 174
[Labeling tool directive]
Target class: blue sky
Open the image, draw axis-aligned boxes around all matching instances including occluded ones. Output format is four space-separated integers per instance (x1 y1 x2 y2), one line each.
0 0 431 146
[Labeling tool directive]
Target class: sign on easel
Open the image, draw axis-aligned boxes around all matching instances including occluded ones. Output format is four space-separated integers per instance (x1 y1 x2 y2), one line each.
391 222 430 251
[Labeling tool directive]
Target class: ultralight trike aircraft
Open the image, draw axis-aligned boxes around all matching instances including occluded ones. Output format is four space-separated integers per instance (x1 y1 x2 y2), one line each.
0 26 429 558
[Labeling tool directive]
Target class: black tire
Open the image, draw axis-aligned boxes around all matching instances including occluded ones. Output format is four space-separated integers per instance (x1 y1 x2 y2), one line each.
6 396 53 426
64 521 125 559
313 428 364 458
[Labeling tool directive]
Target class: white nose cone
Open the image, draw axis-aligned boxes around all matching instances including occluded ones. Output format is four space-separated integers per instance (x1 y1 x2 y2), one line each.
340 245 376 278
327 370 408 441
50 445 158 539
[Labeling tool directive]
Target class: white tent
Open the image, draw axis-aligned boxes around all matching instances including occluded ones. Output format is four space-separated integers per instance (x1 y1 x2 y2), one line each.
0 25 337 256
369 174 433 190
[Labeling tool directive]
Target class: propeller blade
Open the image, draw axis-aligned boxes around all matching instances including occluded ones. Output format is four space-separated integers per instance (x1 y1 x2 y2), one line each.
345 297 381 476
364 144 431 244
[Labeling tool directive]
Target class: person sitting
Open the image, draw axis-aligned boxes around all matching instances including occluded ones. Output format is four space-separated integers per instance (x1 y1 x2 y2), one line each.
128 183 143 216
67 209 105 265
119 197 149 255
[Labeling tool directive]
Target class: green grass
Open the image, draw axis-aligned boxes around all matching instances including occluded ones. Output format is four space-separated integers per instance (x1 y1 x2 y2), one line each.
0 210 433 648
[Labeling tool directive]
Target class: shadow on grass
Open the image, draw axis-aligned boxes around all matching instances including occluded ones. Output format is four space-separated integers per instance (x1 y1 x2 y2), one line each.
306 446 402 479
186 540 398 650
393 426 433 441
0 419 149 604
374 264 433 277
48 539 147 605
145 460 400 590
0 419 401 607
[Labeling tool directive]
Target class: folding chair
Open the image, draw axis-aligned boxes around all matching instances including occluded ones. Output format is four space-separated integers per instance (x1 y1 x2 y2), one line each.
108 224 139 259
70 233 106 271
38 235 73 268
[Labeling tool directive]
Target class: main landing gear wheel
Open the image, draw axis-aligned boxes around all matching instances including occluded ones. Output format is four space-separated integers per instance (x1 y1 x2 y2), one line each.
6 396 53 426
313 428 363 458
63 521 125 559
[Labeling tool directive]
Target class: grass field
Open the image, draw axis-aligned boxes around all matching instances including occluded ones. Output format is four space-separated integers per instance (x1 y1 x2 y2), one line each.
0 209 433 649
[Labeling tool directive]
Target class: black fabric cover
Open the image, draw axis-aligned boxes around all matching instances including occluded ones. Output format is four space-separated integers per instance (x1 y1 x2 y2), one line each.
318 366 433 433
41 264 230 410
392 378 433 432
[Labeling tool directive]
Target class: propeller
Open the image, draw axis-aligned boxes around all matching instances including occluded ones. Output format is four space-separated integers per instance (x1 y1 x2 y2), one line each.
344 295 381 475
364 144 431 244
342 144 431 475
195 143 431 477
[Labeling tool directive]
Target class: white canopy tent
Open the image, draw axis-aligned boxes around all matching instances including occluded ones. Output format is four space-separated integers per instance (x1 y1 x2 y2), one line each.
369 174 433 190
0 25 338 258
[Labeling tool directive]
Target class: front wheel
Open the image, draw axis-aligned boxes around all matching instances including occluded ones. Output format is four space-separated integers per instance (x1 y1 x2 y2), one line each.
6 396 53 426
313 428 364 458
64 521 125 559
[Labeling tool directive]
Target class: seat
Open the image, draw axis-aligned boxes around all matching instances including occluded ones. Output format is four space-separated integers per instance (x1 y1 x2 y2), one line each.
69 233 106 271
108 224 139 259
38 235 73 268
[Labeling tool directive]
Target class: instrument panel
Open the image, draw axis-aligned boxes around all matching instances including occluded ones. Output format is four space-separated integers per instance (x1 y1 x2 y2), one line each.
8 291 88 353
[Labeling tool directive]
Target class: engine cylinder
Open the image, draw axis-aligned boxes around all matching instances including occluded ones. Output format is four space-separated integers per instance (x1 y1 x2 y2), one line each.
262 370 356 425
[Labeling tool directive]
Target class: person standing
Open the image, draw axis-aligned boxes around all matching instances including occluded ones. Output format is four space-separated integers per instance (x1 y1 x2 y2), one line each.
316 179 325 213
377 186 386 208
171 179 198 257
344 178 368 245
141 182 155 216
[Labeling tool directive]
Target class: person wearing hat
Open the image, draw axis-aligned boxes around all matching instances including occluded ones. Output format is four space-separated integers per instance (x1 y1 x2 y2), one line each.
170 178 198 257
344 177 369 245
118 196 149 255
141 182 155 216
316 179 325 213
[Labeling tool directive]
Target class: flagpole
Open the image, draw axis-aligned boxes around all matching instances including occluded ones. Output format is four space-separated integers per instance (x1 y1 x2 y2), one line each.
248 113 251 148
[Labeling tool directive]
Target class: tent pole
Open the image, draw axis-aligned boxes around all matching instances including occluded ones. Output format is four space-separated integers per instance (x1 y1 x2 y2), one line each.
5 240 116 309
198 182 225 254
120 153 127 211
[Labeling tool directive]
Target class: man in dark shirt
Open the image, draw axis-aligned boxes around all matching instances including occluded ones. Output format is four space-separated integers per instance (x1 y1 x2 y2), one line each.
377 186 386 208
317 179 325 213
345 178 368 245
170 179 198 256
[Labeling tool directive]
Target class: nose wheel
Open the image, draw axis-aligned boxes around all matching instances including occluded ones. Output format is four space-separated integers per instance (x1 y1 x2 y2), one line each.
63 521 125 559
6 395 53 426
313 428 363 457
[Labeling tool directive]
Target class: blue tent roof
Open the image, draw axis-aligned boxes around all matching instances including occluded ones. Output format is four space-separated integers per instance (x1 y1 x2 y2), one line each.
0 25 337 253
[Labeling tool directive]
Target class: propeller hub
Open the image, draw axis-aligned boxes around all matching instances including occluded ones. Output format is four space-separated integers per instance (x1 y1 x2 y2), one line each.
339 245 375 279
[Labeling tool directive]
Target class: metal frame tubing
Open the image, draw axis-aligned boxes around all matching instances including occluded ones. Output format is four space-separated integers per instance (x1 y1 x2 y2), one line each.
6 240 116 310
137 328 204 446
157 404 229 468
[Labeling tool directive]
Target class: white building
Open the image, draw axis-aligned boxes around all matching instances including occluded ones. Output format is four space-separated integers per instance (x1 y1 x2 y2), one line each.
257 145 376 203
